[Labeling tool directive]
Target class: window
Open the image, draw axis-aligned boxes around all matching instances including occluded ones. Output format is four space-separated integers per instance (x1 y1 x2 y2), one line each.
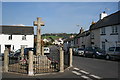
22 35 26 40
8 35 12 40
102 42 105 50
111 26 118 34
101 27 106 35
21 45 27 48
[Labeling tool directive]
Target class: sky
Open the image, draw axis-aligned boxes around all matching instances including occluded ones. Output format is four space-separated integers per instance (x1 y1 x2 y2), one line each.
1 2 119 34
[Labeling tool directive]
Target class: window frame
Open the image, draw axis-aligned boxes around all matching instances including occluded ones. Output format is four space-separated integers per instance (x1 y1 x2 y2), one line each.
101 27 106 35
8 35 12 40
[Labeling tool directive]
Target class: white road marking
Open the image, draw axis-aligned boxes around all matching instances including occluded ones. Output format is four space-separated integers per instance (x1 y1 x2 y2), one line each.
73 67 80 71
72 71 81 75
90 74 102 79
80 70 89 74
81 75 92 80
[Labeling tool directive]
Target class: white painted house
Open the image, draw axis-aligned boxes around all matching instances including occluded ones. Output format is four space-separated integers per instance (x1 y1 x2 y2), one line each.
0 25 34 54
90 11 120 51
53 38 63 45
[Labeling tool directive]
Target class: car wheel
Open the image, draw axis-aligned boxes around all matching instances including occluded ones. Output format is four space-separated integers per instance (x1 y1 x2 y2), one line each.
106 55 110 60
92 54 96 58
83 53 86 57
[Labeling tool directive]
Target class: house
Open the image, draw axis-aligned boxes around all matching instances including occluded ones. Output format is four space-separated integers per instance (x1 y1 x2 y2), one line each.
43 38 49 43
63 37 74 52
53 38 64 45
63 27 91 51
77 30 91 48
0 25 34 53
73 27 84 48
90 11 120 51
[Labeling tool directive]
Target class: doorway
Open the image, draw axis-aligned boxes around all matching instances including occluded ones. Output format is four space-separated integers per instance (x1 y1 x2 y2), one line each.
5 45 11 52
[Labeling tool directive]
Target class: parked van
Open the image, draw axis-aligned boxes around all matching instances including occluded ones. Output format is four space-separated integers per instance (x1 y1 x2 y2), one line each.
44 47 50 54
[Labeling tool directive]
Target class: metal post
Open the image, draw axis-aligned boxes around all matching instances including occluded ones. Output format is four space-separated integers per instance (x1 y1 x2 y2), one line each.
69 48 73 67
4 48 9 72
20 46 24 60
28 51 34 76
59 47 64 72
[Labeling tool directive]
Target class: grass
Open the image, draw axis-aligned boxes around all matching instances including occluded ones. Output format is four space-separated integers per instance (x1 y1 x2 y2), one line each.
42 36 63 39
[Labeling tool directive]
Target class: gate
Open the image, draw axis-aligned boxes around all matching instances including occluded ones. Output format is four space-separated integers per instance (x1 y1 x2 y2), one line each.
64 50 70 68
8 55 28 74
34 55 59 74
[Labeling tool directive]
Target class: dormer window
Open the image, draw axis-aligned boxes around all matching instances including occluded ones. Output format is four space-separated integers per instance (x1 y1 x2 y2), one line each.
8 35 12 40
22 35 26 40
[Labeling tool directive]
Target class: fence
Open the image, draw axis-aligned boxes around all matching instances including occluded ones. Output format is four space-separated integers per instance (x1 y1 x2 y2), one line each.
8 55 28 74
34 55 59 74
3 47 73 75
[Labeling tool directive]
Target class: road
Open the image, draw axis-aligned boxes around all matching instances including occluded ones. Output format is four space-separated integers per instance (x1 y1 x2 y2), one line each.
2 45 120 80
48 45 120 79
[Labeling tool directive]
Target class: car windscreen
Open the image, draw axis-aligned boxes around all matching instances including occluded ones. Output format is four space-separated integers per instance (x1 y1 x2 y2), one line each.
94 47 104 52
44 48 49 51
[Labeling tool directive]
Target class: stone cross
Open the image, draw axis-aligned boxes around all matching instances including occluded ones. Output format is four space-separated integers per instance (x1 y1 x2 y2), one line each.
34 17 44 55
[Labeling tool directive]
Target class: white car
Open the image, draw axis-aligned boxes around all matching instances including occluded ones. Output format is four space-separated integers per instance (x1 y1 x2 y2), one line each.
44 47 50 54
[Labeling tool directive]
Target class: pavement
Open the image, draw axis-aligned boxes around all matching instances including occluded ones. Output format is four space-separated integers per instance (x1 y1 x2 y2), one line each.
1 67 84 80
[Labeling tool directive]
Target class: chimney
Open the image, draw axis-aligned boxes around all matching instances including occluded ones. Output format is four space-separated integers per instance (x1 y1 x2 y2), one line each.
79 27 84 34
100 11 108 20
91 21 96 25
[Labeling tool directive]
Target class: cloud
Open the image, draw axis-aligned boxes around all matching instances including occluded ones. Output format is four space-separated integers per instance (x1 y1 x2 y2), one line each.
12 24 25 26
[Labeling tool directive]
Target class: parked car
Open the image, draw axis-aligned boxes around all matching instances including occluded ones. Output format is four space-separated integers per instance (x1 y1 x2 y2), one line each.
73 48 78 55
106 47 120 60
13 48 36 59
84 47 106 58
77 48 85 56
73 48 85 56
0 52 14 61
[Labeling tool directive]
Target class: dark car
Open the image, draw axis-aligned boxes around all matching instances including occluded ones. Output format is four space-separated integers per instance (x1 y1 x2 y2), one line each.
13 48 36 59
0 52 14 61
84 47 106 58
106 47 120 60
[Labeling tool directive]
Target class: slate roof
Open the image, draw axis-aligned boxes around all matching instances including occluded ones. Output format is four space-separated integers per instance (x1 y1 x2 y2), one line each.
75 30 90 38
0 25 34 35
90 10 120 30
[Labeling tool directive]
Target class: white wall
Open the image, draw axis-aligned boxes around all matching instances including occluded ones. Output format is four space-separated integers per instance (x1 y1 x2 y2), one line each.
100 25 119 51
0 34 34 53
91 29 100 48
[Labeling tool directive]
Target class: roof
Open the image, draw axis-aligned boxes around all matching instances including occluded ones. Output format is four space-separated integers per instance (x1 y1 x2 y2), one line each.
75 30 90 38
64 37 74 42
0 25 34 35
90 10 120 30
